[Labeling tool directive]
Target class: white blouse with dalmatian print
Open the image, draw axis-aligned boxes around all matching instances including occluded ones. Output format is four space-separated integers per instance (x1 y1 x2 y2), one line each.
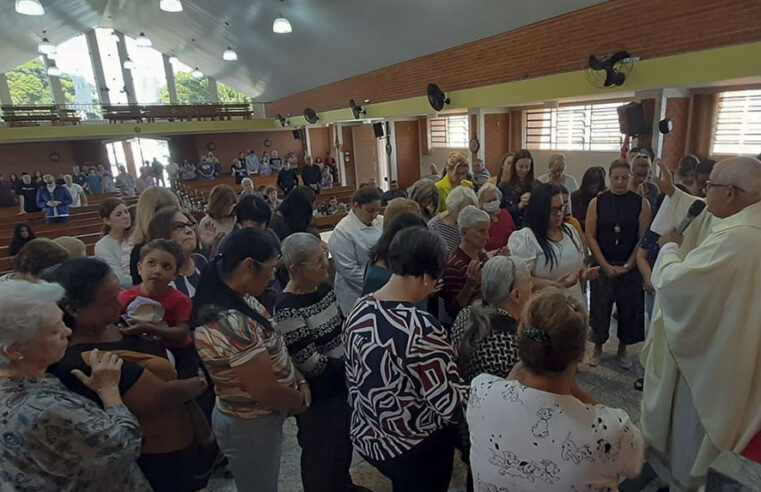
467 374 644 492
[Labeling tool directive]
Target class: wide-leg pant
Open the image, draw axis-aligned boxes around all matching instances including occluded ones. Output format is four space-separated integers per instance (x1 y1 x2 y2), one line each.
590 267 645 345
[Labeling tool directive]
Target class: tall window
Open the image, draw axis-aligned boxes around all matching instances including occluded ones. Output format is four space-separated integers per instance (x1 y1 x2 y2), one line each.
96 28 128 104
430 114 469 148
161 60 210 103
5 57 56 105
524 101 625 152
53 35 98 117
124 36 167 104
711 89 761 155
218 81 249 103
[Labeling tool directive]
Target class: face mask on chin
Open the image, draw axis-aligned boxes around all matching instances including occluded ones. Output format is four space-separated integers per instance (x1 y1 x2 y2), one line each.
482 200 500 213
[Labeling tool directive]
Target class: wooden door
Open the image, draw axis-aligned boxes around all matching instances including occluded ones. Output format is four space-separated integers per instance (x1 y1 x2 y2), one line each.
394 120 421 189
352 125 379 187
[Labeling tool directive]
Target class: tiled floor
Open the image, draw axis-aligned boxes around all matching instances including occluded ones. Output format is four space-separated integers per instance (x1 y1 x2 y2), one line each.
208 338 666 492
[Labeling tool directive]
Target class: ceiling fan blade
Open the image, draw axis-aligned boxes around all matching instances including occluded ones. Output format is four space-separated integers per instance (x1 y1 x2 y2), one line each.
608 50 630 66
603 69 616 87
588 54 605 71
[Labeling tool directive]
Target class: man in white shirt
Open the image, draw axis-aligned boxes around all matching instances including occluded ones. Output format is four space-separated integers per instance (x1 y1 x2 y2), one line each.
641 156 761 490
63 174 87 208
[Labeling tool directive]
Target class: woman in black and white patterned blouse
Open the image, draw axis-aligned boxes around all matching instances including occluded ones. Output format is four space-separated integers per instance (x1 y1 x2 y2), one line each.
344 227 467 492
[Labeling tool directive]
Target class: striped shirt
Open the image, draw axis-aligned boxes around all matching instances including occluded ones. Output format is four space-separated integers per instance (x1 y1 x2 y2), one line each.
428 214 461 254
194 296 297 419
440 247 488 319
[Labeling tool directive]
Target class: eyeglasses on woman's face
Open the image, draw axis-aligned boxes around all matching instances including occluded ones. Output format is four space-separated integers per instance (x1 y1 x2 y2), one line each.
171 221 196 232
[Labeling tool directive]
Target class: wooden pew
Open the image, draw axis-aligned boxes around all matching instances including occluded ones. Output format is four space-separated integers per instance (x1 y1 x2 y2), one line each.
102 104 143 123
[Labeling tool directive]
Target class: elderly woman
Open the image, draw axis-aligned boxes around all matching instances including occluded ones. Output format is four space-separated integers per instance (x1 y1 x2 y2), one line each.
509 183 598 303
538 153 580 193
570 166 606 230
345 227 466 491
0 280 151 491
192 228 310 492
428 185 478 254
477 182 516 251
328 186 384 315
363 212 428 305
586 160 651 368
147 207 208 297
94 197 133 288
273 233 361 492
198 184 238 236
45 258 206 492
468 289 644 491
435 150 474 212
239 177 255 199
498 149 540 227
0 238 70 282
408 178 439 221
440 205 492 319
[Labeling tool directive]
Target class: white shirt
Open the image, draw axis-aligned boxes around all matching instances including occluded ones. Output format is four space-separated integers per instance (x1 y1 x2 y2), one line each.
94 235 133 289
64 183 84 207
468 374 644 492
538 173 580 194
327 210 383 315
508 226 584 302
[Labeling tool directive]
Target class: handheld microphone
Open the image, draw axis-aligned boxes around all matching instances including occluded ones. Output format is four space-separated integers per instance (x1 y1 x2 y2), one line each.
675 200 706 235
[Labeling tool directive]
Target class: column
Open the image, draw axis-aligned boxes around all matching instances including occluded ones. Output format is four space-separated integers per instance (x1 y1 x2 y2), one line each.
114 31 137 104
387 119 398 181
336 124 346 185
0 73 12 106
207 77 219 103
42 55 65 106
304 126 313 156
476 108 486 163
162 54 178 104
650 90 668 159
84 29 110 105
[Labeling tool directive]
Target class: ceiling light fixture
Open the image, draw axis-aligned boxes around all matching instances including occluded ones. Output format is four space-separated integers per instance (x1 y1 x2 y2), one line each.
272 0 292 34
159 0 183 12
15 0 45 16
47 62 61 77
168 55 178 64
192 67 203 78
222 47 238 61
136 32 152 47
123 57 136 70
38 37 55 55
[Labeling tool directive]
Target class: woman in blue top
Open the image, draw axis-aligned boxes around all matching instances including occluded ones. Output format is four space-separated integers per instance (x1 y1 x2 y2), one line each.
362 212 429 309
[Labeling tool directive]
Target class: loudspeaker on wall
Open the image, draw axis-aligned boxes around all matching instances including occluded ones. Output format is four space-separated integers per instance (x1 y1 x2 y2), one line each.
373 122 384 138
617 102 649 136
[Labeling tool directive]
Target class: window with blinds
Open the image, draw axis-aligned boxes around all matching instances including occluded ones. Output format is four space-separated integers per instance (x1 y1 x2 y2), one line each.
430 114 469 148
711 89 761 155
524 102 625 152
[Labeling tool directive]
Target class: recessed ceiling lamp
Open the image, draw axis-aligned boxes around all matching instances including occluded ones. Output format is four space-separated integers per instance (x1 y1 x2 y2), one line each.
168 55 178 64
136 32 152 47
123 57 136 70
222 47 238 61
15 0 45 16
47 62 61 77
159 0 183 12
272 0 292 34
191 67 203 78
38 37 55 55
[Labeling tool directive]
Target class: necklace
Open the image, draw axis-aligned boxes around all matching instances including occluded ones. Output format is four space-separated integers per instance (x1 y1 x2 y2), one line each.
612 192 626 247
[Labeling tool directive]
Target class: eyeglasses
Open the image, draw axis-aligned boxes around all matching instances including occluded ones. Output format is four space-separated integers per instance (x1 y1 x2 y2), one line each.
300 250 329 267
550 203 568 215
704 181 746 193
171 221 196 232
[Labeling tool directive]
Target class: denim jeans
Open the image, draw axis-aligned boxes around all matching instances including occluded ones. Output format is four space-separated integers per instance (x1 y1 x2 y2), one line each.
212 407 286 492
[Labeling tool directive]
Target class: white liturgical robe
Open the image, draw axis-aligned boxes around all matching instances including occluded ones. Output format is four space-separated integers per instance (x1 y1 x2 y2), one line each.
640 189 761 486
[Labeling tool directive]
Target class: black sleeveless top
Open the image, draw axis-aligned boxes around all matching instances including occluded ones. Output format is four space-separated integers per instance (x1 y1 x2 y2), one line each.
595 190 642 263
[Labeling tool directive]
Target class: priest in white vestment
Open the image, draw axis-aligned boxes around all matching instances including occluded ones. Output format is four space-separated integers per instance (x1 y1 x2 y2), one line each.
640 156 761 491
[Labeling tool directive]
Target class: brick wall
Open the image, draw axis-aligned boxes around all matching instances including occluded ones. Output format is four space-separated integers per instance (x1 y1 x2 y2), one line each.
268 0 761 116
0 140 111 178
308 127 331 162
394 120 421 189
189 130 306 168
662 98 690 166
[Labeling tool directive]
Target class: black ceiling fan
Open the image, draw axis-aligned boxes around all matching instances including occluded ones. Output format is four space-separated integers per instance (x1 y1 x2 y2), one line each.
276 114 289 127
303 107 319 124
588 51 631 87
349 99 366 119
426 83 450 111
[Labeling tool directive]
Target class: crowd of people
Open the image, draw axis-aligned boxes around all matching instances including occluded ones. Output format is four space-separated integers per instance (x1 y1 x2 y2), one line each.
0 145 759 492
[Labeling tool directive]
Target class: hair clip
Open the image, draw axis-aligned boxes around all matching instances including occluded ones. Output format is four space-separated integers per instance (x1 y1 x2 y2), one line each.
523 327 551 345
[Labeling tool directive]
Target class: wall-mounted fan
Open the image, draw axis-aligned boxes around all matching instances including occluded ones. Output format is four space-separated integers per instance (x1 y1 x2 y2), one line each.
276 114 289 127
349 99 366 119
586 51 634 88
426 83 450 111
303 107 319 124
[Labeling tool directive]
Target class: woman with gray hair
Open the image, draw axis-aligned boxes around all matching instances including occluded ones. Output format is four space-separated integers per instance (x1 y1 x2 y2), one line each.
478 182 517 251
273 233 363 492
0 280 151 491
440 205 493 319
428 185 479 254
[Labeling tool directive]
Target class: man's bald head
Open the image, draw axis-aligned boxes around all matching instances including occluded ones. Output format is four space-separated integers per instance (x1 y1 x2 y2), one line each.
706 156 761 218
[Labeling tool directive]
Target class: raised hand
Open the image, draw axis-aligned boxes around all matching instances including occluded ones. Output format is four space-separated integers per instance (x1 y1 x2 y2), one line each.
653 158 675 197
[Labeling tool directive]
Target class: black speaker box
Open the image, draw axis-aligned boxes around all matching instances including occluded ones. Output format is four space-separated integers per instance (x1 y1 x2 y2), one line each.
617 102 649 136
292 129 301 140
373 122 384 138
